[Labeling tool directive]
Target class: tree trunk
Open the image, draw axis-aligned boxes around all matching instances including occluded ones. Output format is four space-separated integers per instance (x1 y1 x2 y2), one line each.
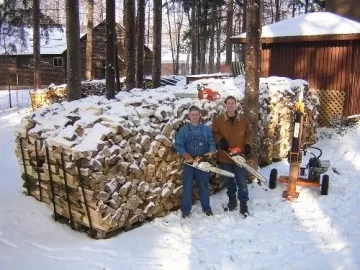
226 0 233 66
125 0 136 90
245 0 261 170
196 1 201 74
146 0 151 45
106 0 116 99
33 0 41 91
305 0 309 13
200 2 209 73
115 31 121 92
100 0 105 21
66 0 81 101
152 0 162 88
190 0 197 75
216 7 221 72
174 3 183 75
136 0 145 88
292 4 296 17
275 0 280 22
241 0 247 62
269 0 274 23
208 0 216 73
86 0 93 80
165 1 176 75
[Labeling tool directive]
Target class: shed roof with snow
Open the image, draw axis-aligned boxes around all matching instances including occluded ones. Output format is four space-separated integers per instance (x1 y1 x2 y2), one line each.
231 12 360 44
230 12 360 118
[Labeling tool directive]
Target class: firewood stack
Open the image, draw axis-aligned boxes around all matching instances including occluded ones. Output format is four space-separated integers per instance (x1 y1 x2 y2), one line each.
258 79 319 165
30 84 67 110
15 93 226 236
16 77 318 237
31 81 120 110
81 80 125 97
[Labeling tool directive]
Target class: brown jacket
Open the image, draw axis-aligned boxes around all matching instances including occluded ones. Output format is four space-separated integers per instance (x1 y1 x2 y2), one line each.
212 113 253 163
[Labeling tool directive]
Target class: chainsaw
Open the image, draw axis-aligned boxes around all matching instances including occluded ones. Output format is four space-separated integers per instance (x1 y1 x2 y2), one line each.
226 147 267 184
197 84 221 101
184 156 235 178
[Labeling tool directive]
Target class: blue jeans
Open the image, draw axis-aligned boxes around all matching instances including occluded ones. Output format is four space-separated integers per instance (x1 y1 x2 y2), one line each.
220 162 249 201
181 164 211 214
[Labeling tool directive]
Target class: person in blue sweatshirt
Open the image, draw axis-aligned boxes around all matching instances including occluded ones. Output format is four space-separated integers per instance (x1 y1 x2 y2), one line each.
174 105 217 218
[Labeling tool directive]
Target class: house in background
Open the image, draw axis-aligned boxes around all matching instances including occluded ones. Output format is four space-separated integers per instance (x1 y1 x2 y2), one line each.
231 12 360 122
0 21 152 89
0 25 67 89
160 46 189 75
326 0 360 22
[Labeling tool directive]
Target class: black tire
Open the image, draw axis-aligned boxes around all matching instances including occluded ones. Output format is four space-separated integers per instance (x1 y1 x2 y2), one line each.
269 169 278 189
321 174 329 195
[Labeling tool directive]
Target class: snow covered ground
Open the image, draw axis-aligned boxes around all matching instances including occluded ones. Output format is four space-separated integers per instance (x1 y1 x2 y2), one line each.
0 89 31 112
0 88 359 270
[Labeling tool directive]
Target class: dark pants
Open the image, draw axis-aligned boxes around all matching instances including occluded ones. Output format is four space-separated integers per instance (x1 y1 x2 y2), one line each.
181 164 211 214
220 162 249 201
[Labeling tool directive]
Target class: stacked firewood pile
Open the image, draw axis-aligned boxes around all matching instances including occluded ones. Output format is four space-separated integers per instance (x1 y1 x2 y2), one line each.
81 80 107 97
16 77 319 238
258 78 319 165
15 92 225 237
30 84 67 110
30 81 121 110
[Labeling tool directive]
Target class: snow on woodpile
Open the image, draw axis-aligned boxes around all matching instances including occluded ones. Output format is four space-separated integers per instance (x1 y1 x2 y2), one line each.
258 76 319 163
185 75 319 163
14 76 319 236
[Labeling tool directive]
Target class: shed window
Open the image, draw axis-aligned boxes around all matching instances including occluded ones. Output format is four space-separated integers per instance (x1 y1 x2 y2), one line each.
53 57 63 67
17 57 31 68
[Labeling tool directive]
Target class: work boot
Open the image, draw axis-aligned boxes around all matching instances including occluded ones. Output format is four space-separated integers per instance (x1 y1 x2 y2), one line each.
240 200 249 216
182 212 190 219
204 209 213 216
227 195 237 211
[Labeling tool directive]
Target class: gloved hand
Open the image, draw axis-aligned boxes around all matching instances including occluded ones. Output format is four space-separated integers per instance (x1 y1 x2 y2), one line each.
244 144 252 159
219 137 229 151
183 153 193 163
204 151 216 159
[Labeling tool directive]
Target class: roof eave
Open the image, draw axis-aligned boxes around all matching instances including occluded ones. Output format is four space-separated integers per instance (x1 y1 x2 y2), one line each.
231 33 360 44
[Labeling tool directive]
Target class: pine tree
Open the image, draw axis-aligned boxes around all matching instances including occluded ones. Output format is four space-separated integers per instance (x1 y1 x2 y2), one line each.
245 0 261 171
124 0 135 90
226 0 233 66
66 0 81 101
33 0 41 90
85 0 93 80
152 0 162 88
136 0 145 88
106 0 115 99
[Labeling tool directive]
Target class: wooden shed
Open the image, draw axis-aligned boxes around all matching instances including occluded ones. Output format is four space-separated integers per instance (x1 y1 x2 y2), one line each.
0 22 152 89
231 12 360 122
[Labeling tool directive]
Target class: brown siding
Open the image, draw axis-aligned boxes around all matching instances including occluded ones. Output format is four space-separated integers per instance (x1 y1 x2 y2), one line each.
327 0 360 22
79 23 125 79
77 22 152 80
347 40 360 116
0 55 65 87
262 40 360 116
0 22 153 89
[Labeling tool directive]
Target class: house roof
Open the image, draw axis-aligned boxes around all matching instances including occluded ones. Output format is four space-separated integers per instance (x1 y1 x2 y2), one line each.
1 21 152 56
231 12 360 44
0 26 67 55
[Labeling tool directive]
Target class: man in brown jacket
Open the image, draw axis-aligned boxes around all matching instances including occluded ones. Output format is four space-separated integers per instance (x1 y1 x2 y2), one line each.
212 96 253 215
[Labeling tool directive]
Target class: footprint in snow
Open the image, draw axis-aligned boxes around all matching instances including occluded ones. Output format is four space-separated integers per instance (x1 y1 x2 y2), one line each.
0 239 18 248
